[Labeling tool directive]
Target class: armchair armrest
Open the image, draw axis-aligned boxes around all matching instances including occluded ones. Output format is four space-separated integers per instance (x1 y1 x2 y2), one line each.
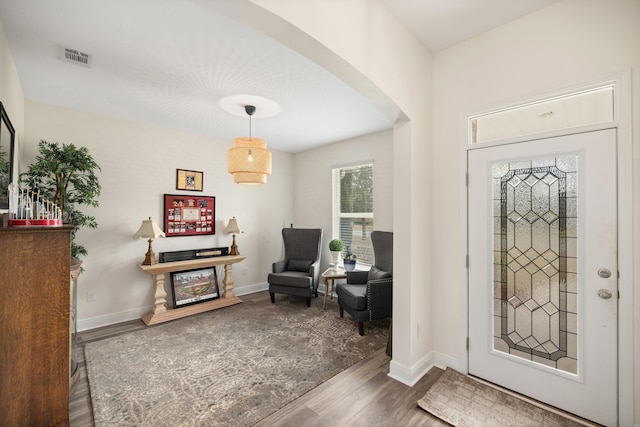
309 261 320 278
367 278 393 317
272 260 287 273
309 260 321 291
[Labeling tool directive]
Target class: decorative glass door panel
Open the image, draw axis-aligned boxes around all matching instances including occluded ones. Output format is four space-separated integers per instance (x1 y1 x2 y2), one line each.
492 157 577 374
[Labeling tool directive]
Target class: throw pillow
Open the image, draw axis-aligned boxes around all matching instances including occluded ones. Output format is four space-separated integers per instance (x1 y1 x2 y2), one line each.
368 266 392 281
288 259 312 272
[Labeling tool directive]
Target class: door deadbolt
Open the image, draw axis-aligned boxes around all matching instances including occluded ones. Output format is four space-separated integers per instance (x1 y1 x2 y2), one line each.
597 289 613 299
597 268 612 278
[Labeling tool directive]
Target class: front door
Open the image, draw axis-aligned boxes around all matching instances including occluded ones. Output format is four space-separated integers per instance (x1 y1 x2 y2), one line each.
468 129 618 426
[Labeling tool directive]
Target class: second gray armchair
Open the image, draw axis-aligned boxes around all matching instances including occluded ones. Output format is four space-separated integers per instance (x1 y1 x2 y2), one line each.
336 231 393 335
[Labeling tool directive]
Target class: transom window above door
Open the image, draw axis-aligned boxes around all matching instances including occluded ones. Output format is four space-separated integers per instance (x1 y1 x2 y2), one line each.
469 85 614 144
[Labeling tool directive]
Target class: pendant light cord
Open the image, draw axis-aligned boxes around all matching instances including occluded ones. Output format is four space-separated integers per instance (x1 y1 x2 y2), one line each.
245 104 256 141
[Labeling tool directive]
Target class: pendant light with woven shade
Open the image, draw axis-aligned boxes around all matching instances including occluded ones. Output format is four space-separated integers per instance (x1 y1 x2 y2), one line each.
228 105 272 184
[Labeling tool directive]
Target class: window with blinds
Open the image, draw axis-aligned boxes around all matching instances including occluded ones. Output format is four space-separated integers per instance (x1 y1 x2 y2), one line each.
332 162 374 266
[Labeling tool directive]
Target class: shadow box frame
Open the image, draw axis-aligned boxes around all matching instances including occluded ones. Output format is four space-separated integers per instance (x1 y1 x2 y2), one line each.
163 193 215 237
170 267 220 308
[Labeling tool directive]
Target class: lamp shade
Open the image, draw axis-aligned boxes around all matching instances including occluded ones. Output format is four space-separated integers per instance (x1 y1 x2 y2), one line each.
223 216 242 234
228 137 272 184
133 217 166 240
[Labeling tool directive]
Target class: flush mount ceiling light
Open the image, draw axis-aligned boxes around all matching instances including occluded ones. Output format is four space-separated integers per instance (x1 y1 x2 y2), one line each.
228 105 272 184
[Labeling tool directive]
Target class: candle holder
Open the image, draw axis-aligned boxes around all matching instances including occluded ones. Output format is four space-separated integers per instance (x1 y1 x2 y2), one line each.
7 184 63 227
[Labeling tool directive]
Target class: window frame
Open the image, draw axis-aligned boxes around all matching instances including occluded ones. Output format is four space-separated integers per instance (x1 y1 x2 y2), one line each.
331 161 374 268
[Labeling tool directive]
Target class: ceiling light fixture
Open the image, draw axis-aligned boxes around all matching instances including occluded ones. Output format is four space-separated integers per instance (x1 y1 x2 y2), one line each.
227 105 272 184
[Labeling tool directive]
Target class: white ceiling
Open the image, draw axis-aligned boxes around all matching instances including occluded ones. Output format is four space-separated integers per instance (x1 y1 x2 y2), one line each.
0 0 559 153
380 0 559 52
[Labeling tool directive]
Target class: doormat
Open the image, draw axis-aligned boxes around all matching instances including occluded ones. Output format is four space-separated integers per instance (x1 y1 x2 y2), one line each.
417 368 588 426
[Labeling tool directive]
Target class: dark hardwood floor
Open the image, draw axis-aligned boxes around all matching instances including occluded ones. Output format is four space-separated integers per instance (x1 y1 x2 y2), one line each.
70 292 447 426
254 349 447 427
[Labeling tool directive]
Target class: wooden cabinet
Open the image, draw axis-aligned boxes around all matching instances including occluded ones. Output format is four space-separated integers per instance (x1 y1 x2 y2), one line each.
0 226 73 427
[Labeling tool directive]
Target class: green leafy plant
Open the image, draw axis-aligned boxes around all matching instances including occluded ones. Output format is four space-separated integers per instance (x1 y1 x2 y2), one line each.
22 140 101 259
328 238 344 252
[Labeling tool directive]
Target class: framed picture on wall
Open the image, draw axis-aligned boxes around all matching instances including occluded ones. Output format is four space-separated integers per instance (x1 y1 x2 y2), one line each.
0 102 16 212
170 267 220 308
163 193 215 237
176 169 203 191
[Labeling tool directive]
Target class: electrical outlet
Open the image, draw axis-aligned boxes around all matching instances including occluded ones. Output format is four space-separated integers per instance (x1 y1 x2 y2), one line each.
241 268 249 276
87 291 96 302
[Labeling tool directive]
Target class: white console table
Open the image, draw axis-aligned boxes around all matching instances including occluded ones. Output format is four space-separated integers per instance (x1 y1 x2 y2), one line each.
138 255 246 326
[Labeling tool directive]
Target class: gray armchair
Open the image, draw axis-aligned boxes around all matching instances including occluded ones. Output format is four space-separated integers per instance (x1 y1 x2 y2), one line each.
336 231 393 335
268 228 323 307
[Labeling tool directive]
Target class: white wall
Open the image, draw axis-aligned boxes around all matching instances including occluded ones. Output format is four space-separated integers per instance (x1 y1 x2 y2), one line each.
23 100 295 330
293 129 394 273
7 0 638 423
21 100 394 331
0 16 24 180
432 0 639 423
252 0 434 381
5 0 435 385
253 0 639 422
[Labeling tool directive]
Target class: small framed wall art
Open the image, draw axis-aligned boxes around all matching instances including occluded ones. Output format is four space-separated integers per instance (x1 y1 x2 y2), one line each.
170 267 220 308
176 169 203 191
164 193 215 237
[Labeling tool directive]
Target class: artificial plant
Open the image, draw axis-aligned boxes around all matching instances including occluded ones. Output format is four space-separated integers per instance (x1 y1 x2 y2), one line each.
22 140 101 259
329 238 344 252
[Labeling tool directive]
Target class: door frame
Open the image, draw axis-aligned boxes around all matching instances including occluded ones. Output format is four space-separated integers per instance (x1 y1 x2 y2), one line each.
458 71 634 425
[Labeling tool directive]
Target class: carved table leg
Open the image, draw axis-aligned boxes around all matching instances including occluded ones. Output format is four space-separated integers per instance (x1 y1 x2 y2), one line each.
223 263 235 298
152 273 167 314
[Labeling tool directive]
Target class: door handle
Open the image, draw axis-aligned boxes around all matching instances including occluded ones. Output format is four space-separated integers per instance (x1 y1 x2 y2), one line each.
597 268 612 278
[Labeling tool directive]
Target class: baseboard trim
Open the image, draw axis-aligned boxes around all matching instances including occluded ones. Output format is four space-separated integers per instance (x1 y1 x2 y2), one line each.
388 351 434 386
234 282 268 296
433 351 463 372
78 306 151 332
388 351 462 386
77 282 270 331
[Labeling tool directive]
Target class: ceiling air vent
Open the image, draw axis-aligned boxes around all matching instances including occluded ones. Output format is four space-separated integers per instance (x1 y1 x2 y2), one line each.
58 46 92 68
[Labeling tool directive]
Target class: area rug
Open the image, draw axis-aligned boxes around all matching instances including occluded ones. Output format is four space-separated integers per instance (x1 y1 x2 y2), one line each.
85 293 388 427
417 368 586 427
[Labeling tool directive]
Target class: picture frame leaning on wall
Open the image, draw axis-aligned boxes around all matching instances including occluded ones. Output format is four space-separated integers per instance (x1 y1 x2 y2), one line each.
170 267 220 308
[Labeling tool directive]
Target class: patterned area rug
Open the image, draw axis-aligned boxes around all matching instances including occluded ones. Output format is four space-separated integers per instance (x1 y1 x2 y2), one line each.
85 293 388 427
418 368 586 427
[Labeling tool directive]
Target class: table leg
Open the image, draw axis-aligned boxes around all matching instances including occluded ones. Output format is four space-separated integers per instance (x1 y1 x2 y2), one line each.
152 273 167 314
323 277 329 309
223 263 235 298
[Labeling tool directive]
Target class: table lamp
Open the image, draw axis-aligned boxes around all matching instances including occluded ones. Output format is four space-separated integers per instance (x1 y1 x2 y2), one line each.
224 216 243 255
133 217 166 265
